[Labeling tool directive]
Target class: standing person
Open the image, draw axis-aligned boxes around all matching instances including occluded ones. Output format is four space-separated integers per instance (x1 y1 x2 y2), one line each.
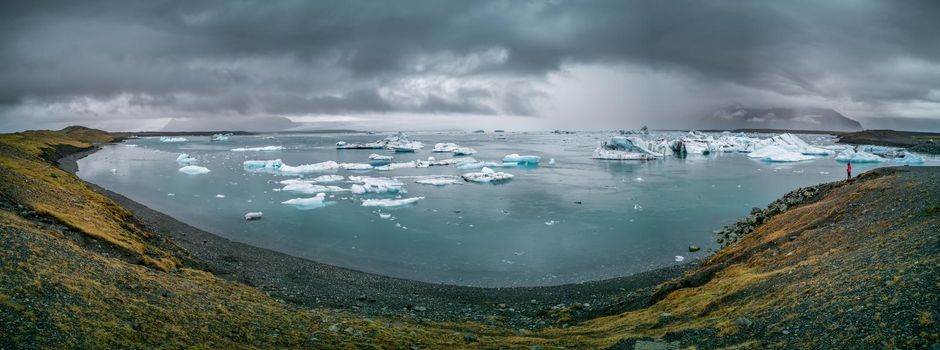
847 162 852 179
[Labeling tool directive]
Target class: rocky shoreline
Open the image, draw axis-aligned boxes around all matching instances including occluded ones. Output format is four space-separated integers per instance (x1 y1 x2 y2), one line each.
58 144 696 329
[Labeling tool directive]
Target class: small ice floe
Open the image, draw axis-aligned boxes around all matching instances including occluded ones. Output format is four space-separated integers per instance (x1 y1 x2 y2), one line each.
215 194 225 198
178 165 211 175
592 136 662 160
348 176 406 194
461 167 514 183
243 159 282 170
503 154 541 164
453 147 477 156
361 197 424 207
835 149 886 163
244 212 263 220
895 151 925 164
176 153 197 163
110 168 118 174
210 133 229 142
548 158 556 165
633 204 643 210
387 141 423 152
278 161 340 175
282 193 330 210
337 141 385 149
231 146 284 152
312 174 344 182
820 171 830 175
281 183 349 194
167 193 175 196
675 255 685 262
123 144 138 147
407 175 463 186
747 145 814 162
338 163 374 170
379 213 392 219
635 177 644 182
432 143 460 152
368 154 394 160
456 161 517 170
545 220 556 226
373 161 417 171
160 136 188 143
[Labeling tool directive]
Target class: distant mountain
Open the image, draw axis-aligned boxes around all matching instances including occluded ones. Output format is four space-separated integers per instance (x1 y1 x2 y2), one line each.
703 105 863 131
163 116 299 132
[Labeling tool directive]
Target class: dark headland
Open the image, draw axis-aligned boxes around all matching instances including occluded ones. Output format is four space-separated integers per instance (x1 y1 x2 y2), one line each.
1 127 937 349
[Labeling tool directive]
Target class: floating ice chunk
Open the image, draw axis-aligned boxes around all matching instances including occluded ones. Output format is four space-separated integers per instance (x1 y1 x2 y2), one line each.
860 145 902 158
379 213 392 219
369 154 394 160
282 193 330 210
675 255 685 262
211 134 229 142
339 163 374 170
432 143 460 152
244 212 263 220
215 194 225 198
387 141 424 152
548 158 556 165
503 154 541 164
592 148 659 160
456 161 517 170
835 149 886 163
453 147 477 155
633 204 643 210
461 167 514 183
312 174 344 182
348 176 405 194
176 153 197 163
748 145 814 162
278 161 340 175
282 183 349 194
178 165 211 175
545 220 556 226
895 151 925 164
635 177 644 182
373 161 417 171
361 197 424 207
167 193 175 196
243 159 282 169
160 136 188 143
231 146 284 152
409 175 463 186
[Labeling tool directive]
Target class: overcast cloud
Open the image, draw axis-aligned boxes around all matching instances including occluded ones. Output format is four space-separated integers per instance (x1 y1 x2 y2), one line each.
1 0 939 131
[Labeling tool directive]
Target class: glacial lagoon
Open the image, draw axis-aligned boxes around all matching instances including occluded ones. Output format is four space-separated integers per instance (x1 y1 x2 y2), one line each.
76 131 935 287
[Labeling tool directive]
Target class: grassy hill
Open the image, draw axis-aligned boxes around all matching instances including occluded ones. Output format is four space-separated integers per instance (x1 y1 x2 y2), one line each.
0 127 937 349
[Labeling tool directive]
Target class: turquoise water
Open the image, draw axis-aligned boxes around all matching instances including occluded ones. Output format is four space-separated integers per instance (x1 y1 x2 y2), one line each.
76 132 935 287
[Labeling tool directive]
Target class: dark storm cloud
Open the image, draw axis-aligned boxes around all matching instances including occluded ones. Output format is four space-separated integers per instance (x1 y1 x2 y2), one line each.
0 0 938 130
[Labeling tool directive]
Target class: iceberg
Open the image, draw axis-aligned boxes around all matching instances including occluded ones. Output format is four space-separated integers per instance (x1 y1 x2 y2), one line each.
278 161 340 175
373 161 417 171
860 145 902 158
178 165 211 175
243 159 282 169
432 143 460 152
592 136 663 160
337 141 385 149
503 154 541 164
338 163 374 170
176 153 197 163
361 197 424 208
747 145 814 162
461 167 514 183
456 161 518 170
244 212 263 220
368 154 394 160
312 174 344 182
387 141 424 152
210 134 229 142
835 149 886 163
281 183 349 194
348 176 406 194
160 136 188 143
453 147 477 156
231 146 284 152
895 151 925 164
406 175 463 186
282 193 330 210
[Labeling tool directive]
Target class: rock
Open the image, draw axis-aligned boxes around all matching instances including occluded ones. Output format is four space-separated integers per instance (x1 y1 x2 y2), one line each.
634 340 680 350
413 306 427 312
463 333 478 343
734 317 754 327
688 245 700 252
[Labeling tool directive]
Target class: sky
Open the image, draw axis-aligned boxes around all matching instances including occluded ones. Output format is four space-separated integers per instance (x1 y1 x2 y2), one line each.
1 0 939 132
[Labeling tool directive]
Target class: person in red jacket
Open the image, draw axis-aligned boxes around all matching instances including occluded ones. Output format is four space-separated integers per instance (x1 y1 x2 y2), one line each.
847 162 852 179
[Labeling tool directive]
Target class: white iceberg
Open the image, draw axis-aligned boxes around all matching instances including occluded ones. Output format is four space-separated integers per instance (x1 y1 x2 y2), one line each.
895 151 925 164
408 175 463 186
243 159 282 169
387 141 424 152
748 145 814 162
178 165 211 175
312 174 345 182
503 154 541 164
835 149 886 163
231 146 284 152
361 197 424 207
348 176 406 194
432 142 460 152
282 193 330 210
456 161 517 170
281 183 349 194
461 167 514 183
592 136 662 160
373 161 417 171
278 161 340 175
244 212 263 220
210 134 229 142
176 153 197 163
860 145 902 158
160 136 188 143
337 141 385 149
368 154 394 160
453 147 477 156
338 163 374 170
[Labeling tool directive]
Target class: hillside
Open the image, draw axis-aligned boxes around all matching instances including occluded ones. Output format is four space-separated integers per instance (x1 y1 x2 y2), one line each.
838 129 940 154
704 106 863 132
0 127 937 349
